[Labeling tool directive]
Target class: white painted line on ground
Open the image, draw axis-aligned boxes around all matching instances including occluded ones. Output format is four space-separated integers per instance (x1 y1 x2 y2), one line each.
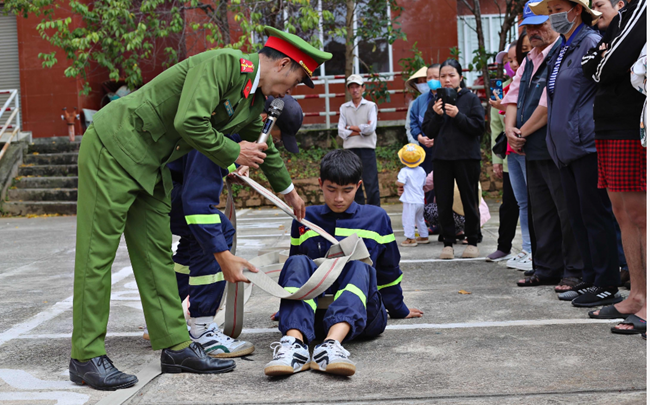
0 369 81 390
19 318 619 340
0 266 133 347
0 392 89 405
236 208 250 218
401 257 488 263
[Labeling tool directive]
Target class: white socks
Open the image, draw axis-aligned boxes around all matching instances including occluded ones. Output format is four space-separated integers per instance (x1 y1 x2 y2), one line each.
188 316 213 337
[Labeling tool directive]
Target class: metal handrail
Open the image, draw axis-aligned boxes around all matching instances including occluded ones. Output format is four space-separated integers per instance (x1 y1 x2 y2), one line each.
0 90 21 162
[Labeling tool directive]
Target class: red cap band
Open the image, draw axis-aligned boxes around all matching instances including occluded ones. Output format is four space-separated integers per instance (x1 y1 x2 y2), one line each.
264 36 318 77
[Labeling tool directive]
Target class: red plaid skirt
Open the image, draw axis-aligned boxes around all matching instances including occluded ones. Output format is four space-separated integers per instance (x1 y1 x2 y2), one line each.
596 139 647 192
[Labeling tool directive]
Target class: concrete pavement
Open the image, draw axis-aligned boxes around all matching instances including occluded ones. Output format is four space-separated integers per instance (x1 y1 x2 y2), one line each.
0 202 645 405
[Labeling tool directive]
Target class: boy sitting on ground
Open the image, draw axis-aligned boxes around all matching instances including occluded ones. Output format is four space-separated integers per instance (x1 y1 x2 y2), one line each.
264 150 423 377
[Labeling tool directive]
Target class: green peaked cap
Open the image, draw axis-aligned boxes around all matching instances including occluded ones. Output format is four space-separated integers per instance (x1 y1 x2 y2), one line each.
263 26 332 88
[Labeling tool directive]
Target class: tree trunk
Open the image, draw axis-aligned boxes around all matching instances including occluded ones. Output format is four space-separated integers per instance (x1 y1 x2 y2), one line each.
345 0 355 100
471 0 491 117
217 0 230 45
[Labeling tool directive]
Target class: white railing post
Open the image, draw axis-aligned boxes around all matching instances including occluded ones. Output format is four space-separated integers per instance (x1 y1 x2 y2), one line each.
14 91 20 132
324 77 330 129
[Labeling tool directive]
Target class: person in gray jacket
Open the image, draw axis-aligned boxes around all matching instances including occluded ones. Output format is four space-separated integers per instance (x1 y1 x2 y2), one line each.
531 0 622 307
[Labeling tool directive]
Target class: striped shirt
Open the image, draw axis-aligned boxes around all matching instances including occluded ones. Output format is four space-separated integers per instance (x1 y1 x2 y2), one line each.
548 24 584 95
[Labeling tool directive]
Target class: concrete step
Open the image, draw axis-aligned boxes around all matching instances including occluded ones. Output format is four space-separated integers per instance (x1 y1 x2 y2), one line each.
1 201 77 216
18 165 77 177
24 152 78 166
14 176 78 189
7 188 77 202
29 137 81 154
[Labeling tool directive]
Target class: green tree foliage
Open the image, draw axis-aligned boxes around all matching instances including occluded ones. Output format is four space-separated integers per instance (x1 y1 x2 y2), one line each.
3 0 326 95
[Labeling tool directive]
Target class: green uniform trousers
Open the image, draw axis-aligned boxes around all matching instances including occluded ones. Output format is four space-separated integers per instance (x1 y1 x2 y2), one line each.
71 127 190 360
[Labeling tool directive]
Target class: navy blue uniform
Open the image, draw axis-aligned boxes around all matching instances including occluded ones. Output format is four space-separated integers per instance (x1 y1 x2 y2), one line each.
168 138 239 317
277 202 409 343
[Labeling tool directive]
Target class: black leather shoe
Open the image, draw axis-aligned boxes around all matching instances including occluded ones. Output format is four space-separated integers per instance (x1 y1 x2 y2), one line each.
161 342 236 374
69 356 138 391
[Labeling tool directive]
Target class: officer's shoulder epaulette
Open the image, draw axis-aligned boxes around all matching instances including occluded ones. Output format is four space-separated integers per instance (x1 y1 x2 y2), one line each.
240 58 254 73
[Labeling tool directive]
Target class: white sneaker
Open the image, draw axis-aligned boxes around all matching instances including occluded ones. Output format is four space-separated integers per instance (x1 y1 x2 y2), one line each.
190 322 255 358
264 336 311 376
510 252 533 271
506 251 528 269
310 339 356 376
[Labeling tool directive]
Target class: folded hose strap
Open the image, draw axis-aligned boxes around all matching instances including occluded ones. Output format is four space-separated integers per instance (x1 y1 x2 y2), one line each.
222 174 372 338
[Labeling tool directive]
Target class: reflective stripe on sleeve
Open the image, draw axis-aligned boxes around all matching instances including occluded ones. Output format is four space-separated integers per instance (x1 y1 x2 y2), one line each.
334 283 367 308
227 164 237 174
284 287 317 312
174 263 190 275
335 228 396 244
290 230 321 246
377 274 403 291
189 272 225 286
185 214 222 225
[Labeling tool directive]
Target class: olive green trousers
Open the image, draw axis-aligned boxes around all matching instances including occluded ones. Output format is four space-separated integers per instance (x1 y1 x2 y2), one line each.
71 126 189 360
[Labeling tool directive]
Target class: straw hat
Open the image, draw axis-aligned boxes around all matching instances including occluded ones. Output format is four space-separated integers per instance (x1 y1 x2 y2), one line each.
406 66 428 92
398 143 426 168
529 0 602 26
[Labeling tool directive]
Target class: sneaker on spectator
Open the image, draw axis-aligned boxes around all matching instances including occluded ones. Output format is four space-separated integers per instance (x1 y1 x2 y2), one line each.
310 339 356 376
416 237 430 244
401 238 418 247
461 245 479 258
440 246 454 259
264 336 311 376
486 250 511 262
571 286 623 307
509 252 532 271
507 251 529 270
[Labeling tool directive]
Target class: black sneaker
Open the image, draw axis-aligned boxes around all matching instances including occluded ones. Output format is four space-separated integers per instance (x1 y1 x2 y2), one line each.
557 281 592 301
571 286 623 308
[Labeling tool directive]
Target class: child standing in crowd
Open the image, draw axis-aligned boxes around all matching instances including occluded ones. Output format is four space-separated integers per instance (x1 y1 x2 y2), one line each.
396 144 429 247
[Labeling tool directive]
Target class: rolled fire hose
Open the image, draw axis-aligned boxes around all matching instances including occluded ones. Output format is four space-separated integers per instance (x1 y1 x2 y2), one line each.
220 173 373 338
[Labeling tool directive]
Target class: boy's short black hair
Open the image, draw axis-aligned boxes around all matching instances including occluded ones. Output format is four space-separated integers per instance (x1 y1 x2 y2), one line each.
320 150 363 186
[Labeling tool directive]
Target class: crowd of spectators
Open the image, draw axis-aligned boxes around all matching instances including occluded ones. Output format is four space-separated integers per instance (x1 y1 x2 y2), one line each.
380 0 646 337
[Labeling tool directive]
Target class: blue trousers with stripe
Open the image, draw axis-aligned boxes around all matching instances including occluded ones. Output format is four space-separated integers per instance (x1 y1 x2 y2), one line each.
173 214 235 318
277 255 387 344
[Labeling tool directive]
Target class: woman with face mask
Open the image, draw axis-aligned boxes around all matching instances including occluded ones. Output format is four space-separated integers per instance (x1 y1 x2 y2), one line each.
529 0 625 309
421 59 485 259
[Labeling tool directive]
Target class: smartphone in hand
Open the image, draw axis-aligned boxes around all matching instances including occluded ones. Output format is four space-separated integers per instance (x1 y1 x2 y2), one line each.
490 78 504 101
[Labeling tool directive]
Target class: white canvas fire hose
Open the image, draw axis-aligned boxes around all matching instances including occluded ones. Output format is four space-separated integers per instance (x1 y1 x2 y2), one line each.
220 173 372 338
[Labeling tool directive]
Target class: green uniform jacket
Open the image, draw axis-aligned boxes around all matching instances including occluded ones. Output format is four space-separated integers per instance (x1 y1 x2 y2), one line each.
91 49 292 196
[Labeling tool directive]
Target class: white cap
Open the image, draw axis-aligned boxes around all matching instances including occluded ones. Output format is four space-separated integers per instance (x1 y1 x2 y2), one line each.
346 74 364 86
495 49 509 65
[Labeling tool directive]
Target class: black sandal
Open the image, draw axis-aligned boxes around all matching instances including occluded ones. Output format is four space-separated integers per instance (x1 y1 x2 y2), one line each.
611 315 647 335
588 305 633 319
517 275 561 287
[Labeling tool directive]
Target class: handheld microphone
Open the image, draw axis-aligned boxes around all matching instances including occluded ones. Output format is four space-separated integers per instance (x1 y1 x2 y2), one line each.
257 98 284 145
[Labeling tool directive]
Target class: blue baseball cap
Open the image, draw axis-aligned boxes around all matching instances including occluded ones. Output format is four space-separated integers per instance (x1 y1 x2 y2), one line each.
264 95 303 154
519 0 549 27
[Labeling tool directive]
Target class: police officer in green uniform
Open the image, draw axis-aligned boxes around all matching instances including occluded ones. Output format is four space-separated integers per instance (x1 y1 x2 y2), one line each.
68 27 332 391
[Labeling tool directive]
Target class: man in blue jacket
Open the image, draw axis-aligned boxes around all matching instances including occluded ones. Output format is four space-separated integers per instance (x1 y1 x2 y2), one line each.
263 150 422 377
530 0 622 307
409 63 440 177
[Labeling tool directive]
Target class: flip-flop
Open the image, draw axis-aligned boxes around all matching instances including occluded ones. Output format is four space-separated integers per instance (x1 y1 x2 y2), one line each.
589 305 634 319
611 315 647 335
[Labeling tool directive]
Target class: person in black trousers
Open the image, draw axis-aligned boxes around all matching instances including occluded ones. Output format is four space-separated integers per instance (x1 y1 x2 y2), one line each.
422 59 485 259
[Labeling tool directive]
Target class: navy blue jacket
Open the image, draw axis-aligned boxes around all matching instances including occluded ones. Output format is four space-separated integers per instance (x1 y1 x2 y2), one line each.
168 135 240 255
409 91 434 140
289 202 410 319
546 25 601 167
